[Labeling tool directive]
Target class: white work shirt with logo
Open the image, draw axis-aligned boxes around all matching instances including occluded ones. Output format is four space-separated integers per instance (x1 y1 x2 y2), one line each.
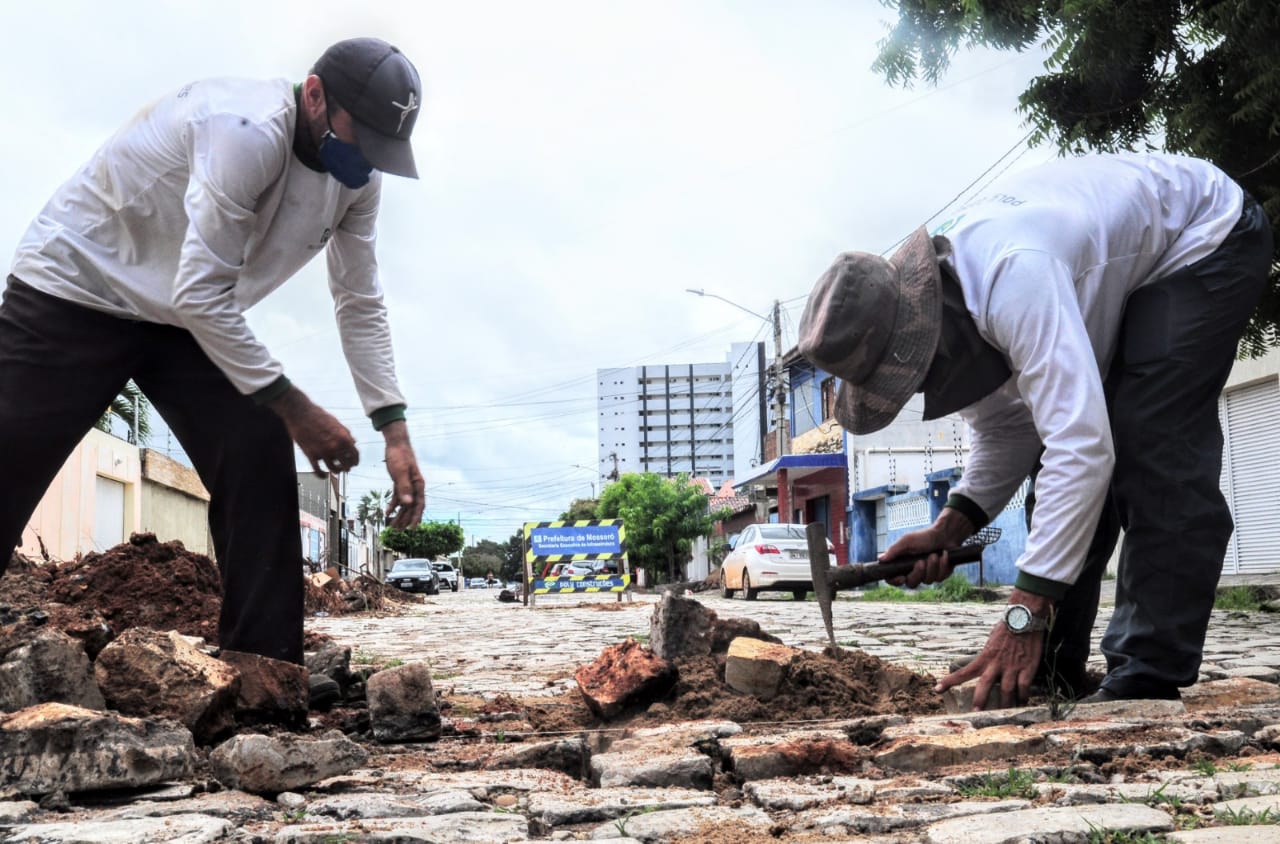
9 76 405 416
940 152 1242 589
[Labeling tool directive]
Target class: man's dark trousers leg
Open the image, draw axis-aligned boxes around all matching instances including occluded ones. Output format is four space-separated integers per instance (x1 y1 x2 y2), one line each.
1099 197 1272 698
0 279 304 664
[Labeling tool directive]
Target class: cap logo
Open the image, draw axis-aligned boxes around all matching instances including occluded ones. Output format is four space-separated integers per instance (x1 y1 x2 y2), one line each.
393 91 418 133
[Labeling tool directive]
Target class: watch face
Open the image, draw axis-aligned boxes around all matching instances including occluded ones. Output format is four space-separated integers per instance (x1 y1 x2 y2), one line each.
1006 604 1032 632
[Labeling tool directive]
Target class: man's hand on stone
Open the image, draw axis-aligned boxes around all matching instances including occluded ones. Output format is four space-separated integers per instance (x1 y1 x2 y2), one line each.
381 420 425 529
936 588 1055 710
267 387 359 476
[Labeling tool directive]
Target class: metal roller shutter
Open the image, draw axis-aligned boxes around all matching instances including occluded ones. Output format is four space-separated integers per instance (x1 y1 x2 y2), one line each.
1220 378 1280 574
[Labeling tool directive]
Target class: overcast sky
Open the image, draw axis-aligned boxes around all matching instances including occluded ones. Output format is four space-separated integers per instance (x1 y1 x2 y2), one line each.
1 1 1058 543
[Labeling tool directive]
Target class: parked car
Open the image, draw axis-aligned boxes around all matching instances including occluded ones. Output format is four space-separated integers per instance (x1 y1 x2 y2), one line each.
386 558 440 595
719 523 835 601
562 560 620 576
431 561 460 592
466 576 487 589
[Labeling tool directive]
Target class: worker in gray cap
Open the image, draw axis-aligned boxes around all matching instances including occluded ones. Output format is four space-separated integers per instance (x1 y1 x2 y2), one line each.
800 152 1271 710
0 38 426 669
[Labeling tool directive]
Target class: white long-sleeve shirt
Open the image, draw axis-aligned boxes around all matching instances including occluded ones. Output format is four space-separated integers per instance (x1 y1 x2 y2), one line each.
940 152 1242 589
10 76 405 418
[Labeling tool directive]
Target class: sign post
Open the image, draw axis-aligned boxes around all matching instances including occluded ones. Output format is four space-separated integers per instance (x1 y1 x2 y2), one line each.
522 519 629 606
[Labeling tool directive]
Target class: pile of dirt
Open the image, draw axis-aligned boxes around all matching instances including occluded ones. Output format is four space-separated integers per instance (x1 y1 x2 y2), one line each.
37 533 223 644
526 644 942 733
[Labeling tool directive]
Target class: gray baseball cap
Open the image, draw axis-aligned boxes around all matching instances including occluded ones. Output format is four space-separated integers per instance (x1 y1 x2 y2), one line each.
313 37 422 178
798 228 944 434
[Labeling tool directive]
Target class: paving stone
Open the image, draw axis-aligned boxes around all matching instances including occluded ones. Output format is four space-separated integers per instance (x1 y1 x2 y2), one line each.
300 790 483 819
480 737 589 779
1213 768 1280 798
4 814 234 843
590 747 715 790
209 730 367 794
796 798 1030 835
1045 725 1246 762
1169 827 1280 842
744 776 876 810
1034 780 1214 806
587 804 770 841
1212 792 1280 816
0 703 195 798
527 787 715 825
367 661 442 743
873 724 1047 771
574 640 675 719
218 650 308 729
722 636 798 700
0 799 38 822
0 627 105 713
1224 666 1280 682
922 802 1174 843
105 790 276 821
272 811 530 842
1063 698 1187 720
1184 678 1280 711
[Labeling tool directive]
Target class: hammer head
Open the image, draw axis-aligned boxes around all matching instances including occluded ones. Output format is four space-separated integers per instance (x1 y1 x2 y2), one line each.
805 522 837 650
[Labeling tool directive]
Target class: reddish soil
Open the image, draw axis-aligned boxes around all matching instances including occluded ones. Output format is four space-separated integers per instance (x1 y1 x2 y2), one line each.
520 645 943 734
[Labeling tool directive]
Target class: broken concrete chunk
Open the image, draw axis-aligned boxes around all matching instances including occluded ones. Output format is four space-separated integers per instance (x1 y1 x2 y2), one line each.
0 627 105 713
575 639 676 719
649 593 717 660
218 649 308 729
95 627 240 745
367 661 442 743
0 702 194 798
723 636 799 700
209 730 367 794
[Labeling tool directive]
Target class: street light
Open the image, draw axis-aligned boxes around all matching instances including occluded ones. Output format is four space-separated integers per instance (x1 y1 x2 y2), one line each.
685 288 787 461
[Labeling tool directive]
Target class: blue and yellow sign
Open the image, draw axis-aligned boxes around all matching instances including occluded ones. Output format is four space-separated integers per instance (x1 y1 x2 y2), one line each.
533 574 632 594
524 519 626 564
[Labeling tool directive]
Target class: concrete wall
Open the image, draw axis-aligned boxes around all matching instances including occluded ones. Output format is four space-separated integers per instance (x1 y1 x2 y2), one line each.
21 428 142 560
140 449 211 556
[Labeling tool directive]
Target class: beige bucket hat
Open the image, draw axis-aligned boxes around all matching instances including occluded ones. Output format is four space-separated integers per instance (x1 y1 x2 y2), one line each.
798 227 943 434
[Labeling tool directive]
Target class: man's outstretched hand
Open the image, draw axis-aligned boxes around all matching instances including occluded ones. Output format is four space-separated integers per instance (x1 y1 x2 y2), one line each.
934 588 1055 710
380 420 425 528
268 386 359 475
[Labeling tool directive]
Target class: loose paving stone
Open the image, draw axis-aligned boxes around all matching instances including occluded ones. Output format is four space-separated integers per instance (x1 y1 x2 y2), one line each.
1212 792 1280 816
0 703 194 798
219 650 308 729
367 661 442 743
1034 780 1215 806
587 804 771 841
0 627 105 714
1184 678 1280 711
1045 725 1246 762
302 790 484 819
575 640 675 719
209 730 367 794
723 729 861 780
94 628 239 745
722 636 799 700
590 746 715 789
1213 768 1280 798
4 814 233 843
273 811 530 842
480 737 589 779
527 787 716 825
923 802 1175 843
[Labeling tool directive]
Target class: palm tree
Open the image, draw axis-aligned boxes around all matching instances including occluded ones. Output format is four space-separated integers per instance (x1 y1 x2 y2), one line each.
95 381 151 444
358 490 393 571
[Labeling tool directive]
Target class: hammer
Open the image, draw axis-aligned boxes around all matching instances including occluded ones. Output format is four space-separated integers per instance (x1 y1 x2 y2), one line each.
806 522 999 650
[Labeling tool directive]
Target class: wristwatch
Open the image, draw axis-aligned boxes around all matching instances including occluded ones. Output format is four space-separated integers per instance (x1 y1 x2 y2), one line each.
1003 603 1050 635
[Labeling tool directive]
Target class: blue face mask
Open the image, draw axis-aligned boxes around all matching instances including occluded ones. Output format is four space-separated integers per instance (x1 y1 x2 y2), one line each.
319 121 373 189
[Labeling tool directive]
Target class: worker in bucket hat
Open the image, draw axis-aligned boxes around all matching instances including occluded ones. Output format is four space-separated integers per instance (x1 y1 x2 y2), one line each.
800 152 1272 711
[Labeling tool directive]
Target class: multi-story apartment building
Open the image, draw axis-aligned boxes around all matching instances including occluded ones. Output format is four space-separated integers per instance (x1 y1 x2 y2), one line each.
596 342 766 490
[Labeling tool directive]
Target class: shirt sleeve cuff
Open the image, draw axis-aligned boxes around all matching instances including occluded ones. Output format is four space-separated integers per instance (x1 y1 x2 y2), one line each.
250 375 292 405
1014 570 1070 601
371 404 407 431
944 493 990 531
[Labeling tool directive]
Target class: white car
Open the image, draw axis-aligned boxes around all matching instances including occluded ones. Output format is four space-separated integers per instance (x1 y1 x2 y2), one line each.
719 523 835 601
431 561 460 592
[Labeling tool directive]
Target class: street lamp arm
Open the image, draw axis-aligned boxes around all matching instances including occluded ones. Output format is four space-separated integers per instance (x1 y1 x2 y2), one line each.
684 288 770 323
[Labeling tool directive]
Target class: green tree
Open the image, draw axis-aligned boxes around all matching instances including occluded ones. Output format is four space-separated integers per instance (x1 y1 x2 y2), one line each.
460 538 508 578
96 381 151 444
596 473 715 584
380 521 464 560
559 497 599 521
503 531 524 583
874 0 1280 354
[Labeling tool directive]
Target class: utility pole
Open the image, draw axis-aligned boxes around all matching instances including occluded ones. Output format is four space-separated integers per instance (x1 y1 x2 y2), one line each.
771 299 787 460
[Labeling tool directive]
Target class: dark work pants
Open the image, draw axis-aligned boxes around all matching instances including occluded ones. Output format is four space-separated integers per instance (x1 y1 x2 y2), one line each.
0 278 304 664
1031 196 1273 698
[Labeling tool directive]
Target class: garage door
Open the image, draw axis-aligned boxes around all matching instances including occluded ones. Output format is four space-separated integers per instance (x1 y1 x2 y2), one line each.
1220 378 1280 574
93 475 126 552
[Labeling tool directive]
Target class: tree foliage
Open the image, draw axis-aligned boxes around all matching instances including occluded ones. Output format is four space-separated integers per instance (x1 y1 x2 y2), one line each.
357 490 392 530
460 538 509 578
596 473 715 584
875 0 1280 355
380 521 464 560
559 497 599 521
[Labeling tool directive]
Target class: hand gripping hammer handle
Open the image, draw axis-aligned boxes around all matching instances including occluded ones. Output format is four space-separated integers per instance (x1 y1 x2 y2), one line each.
827 542 985 591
